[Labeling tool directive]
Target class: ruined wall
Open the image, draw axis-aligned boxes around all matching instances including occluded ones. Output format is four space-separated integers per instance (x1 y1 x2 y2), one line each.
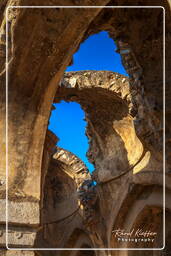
0 0 109 200
56 71 161 183
53 71 170 252
0 0 170 255
37 147 91 249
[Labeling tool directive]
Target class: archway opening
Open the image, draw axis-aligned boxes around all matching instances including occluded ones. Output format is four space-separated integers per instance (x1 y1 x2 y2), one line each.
67 31 128 75
48 31 128 173
48 100 94 172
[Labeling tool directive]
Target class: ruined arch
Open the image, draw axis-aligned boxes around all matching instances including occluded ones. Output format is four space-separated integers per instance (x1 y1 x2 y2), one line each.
0 0 170 252
38 146 92 249
39 69 164 250
108 180 171 251
52 71 145 183
1 2 166 202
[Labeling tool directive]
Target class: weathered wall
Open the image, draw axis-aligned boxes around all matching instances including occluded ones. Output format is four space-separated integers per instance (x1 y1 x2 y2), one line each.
0 0 109 200
0 0 170 255
55 71 161 183
53 71 169 252
39 147 91 249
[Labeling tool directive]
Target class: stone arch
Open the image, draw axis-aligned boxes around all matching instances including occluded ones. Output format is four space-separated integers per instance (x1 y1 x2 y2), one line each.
36 146 92 249
0 1 169 250
53 71 146 183
115 208 171 256
40 70 157 251
108 178 171 252
0 1 166 205
2 4 109 200
2 2 166 201
106 169 171 245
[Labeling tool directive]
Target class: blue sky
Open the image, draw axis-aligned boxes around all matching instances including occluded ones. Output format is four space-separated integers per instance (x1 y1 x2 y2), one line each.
48 31 127 172
66 31 127 74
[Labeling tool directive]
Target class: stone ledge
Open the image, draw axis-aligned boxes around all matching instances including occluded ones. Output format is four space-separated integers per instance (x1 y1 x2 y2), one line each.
0 225 37 248
0 200 40 225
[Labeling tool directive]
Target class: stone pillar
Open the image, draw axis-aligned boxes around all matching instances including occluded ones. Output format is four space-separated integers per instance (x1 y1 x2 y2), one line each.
0 130 58 249
0 199 40 248
40 129 59 216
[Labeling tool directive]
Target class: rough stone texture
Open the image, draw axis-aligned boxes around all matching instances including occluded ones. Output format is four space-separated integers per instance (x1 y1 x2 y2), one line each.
53 147 91 187
0 199 40 248
0 0 170 255
0 227 37 248
38 147 91 249
55 71 161 183
0 0 169 197
0 200 39 224
0 0 109 200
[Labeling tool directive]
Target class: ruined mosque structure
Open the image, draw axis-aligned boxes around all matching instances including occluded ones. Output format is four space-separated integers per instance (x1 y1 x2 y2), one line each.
0 0 171 255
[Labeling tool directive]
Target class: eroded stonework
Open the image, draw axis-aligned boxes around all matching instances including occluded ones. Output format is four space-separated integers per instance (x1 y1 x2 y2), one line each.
0 0 170 256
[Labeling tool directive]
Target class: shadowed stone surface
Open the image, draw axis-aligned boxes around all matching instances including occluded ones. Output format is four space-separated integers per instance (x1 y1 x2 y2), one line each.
0 0 170 255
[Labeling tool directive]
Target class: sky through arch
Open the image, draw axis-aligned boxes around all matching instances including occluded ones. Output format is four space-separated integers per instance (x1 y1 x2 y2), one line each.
66 31 127 75
48 31 128 172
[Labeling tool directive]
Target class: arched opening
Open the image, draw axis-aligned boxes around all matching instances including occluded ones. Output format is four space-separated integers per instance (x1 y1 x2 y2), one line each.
30 6 163 252
109 184 168 252
67 31 127 75
42 30 147 249
48 31 128 174
1 1 167 252
49 101 94 172
42 31 135 249
52 70 145 183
